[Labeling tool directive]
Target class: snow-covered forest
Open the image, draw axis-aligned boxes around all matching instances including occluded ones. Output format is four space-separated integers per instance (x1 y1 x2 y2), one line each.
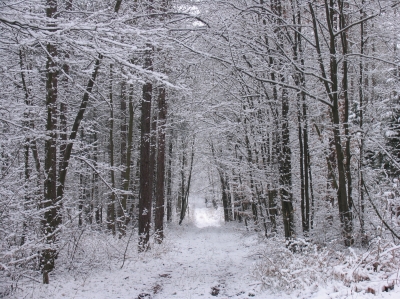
1 0 400 298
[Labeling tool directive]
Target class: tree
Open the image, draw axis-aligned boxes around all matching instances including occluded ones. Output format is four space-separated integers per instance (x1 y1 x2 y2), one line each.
41 0 60 284
139 48 153 250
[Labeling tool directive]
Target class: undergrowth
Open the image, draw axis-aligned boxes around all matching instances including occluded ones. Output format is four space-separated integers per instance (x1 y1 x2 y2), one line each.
253 236 400 295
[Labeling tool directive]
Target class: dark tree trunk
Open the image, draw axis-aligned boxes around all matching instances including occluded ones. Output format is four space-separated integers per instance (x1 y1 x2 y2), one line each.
114 0 123 13
243 110 258 223
297 99 306 233
179 138 195 225
309 1 353 246
92 129 100 225
39 1 123 283
303 103 311 233
139 50 153 251
270 0 295 239
279 84 294 239
59 0 71 174
219 173 230 222
255 184 268 235
166 136 173 222
359 1 367 245
268 189 277 233
291 0 310 234
155 86 167 242
118 82 127 236
121 84 135 230
339 0 354 245
177 139 186 215
42 0 59 284
78 129 86 227
19 48 35 246
107 64 116 234
308 151 315 229
65 0 72 10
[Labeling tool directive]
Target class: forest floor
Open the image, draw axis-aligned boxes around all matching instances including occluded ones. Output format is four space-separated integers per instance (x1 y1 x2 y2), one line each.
9 205 400 299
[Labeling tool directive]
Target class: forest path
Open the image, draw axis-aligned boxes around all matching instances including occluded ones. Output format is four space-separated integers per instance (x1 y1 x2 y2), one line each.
138 223 260 299
90 223 260 299
18 221 261 299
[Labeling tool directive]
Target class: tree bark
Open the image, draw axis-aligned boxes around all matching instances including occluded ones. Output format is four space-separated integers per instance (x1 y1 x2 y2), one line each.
139 50 153 251
166 135 173 222
279 84 294 239
107 64 116 234
59 0 72 175
359 0 367 245
179 138 195 225
155 86 167 242
309 1 353 246
118 82 127 236
40 0 124 282
121 84 135 230
219 173 230 222
291 0 310 234
271 0 294 239
42 0 58 284
339 0 353 236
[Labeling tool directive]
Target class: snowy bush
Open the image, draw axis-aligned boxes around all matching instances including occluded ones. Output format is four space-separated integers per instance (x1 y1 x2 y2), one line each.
253 237 400 295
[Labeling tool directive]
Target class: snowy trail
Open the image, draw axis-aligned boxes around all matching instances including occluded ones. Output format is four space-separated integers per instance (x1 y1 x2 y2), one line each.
17 222 260 299
12 223 400 299
152 225 259 299
70 225 253 299
13 205 400 299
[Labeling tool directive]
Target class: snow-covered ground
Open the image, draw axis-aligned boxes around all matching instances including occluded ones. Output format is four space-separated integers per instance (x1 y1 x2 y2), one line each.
9 202 400 299
13 213 261 298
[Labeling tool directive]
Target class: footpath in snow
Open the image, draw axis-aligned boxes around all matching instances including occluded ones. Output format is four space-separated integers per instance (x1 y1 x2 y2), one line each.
11 204 400 299
14 207 262 299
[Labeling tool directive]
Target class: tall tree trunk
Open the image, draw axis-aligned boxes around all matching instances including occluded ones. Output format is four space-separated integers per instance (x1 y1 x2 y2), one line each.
118 82 127 236
309 1 353 246
155 86 167 242
271 0 294 239
39 1 123 282
78 128 86 227
179 138 195 225
339 0 353 243
150 108 157 197
59 0 72 174
107 64 116 234
359 1 367 245
303 103 311 233
166 134 173 222
308 151 315 229
121 84 135 233
279 84 294 239
19 48 36 245
242 105 258 223
219 173 230 222
177 139 186 215
291 0 310 234
42 0 59 284
268 189 277 233
297 98 306 233
92 130 100 225
22 135 30 246
139 49 153 251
